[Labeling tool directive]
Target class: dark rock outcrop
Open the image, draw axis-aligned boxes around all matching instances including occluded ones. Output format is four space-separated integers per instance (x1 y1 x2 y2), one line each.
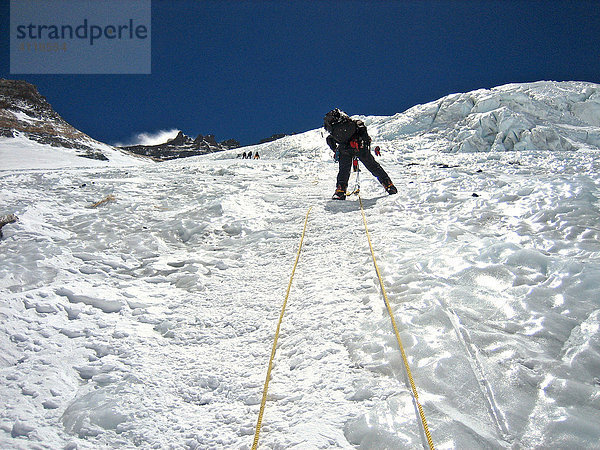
0 79 110 160
0 214 18 239
258 133 292 144
120 131 240 161
0 79 241 162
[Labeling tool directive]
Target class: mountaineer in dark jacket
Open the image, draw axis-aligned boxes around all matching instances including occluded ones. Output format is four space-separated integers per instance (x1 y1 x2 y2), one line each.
324 108 397 200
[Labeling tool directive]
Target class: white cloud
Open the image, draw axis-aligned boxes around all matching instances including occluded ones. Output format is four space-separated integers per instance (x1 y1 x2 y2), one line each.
114 129 180 147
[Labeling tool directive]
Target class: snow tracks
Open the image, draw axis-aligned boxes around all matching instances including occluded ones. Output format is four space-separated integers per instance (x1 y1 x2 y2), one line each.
3 150 600 448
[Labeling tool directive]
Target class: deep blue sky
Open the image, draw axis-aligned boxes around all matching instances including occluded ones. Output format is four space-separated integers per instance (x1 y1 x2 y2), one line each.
1 0 600 146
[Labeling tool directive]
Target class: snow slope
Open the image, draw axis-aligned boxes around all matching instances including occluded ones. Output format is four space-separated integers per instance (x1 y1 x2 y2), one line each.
0 135 150 170
1 81 600 449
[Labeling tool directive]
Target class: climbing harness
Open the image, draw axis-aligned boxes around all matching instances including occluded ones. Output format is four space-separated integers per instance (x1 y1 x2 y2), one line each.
251 207 312 450
358 195 435 450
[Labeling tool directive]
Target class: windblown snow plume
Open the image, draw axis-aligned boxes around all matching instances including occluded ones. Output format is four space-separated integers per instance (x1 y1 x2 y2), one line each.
114 129 181 147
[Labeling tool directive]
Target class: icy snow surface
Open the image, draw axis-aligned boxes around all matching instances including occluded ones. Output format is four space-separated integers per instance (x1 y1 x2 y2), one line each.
0 135 149 170
1 81 600 449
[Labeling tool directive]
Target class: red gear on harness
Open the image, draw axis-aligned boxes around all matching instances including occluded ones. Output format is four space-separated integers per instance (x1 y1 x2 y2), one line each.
349 139 359 149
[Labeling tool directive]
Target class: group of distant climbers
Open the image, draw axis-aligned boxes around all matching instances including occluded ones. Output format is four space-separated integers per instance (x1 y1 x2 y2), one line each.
239 151 260 159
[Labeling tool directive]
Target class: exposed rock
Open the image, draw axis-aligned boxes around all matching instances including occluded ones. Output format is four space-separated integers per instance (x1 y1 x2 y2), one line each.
258 133 293 144
195 134 217 146
120 131 240 161
0 214 18 239
220 138 241 149
0 79 110 160
0 79 240 163
168 131 193 146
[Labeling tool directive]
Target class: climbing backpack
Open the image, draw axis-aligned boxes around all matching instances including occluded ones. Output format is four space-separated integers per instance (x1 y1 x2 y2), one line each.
324 109 357 144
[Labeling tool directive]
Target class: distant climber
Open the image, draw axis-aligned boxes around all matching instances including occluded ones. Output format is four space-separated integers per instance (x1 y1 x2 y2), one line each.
254 152 260 159
323 109 396 200
374 146 381 156
247 151 253 159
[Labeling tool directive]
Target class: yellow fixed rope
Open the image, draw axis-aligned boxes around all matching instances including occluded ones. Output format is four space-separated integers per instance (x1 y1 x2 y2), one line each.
251 207 312 450
358 196 435 450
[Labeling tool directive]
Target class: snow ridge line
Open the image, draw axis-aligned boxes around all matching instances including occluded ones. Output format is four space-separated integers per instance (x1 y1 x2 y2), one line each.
358 195 435 450
252 206 312 450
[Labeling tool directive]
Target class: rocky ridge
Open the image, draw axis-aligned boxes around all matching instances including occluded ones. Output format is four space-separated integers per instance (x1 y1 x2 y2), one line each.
119 131 240 161
0 79 117 161
0 79 241 163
